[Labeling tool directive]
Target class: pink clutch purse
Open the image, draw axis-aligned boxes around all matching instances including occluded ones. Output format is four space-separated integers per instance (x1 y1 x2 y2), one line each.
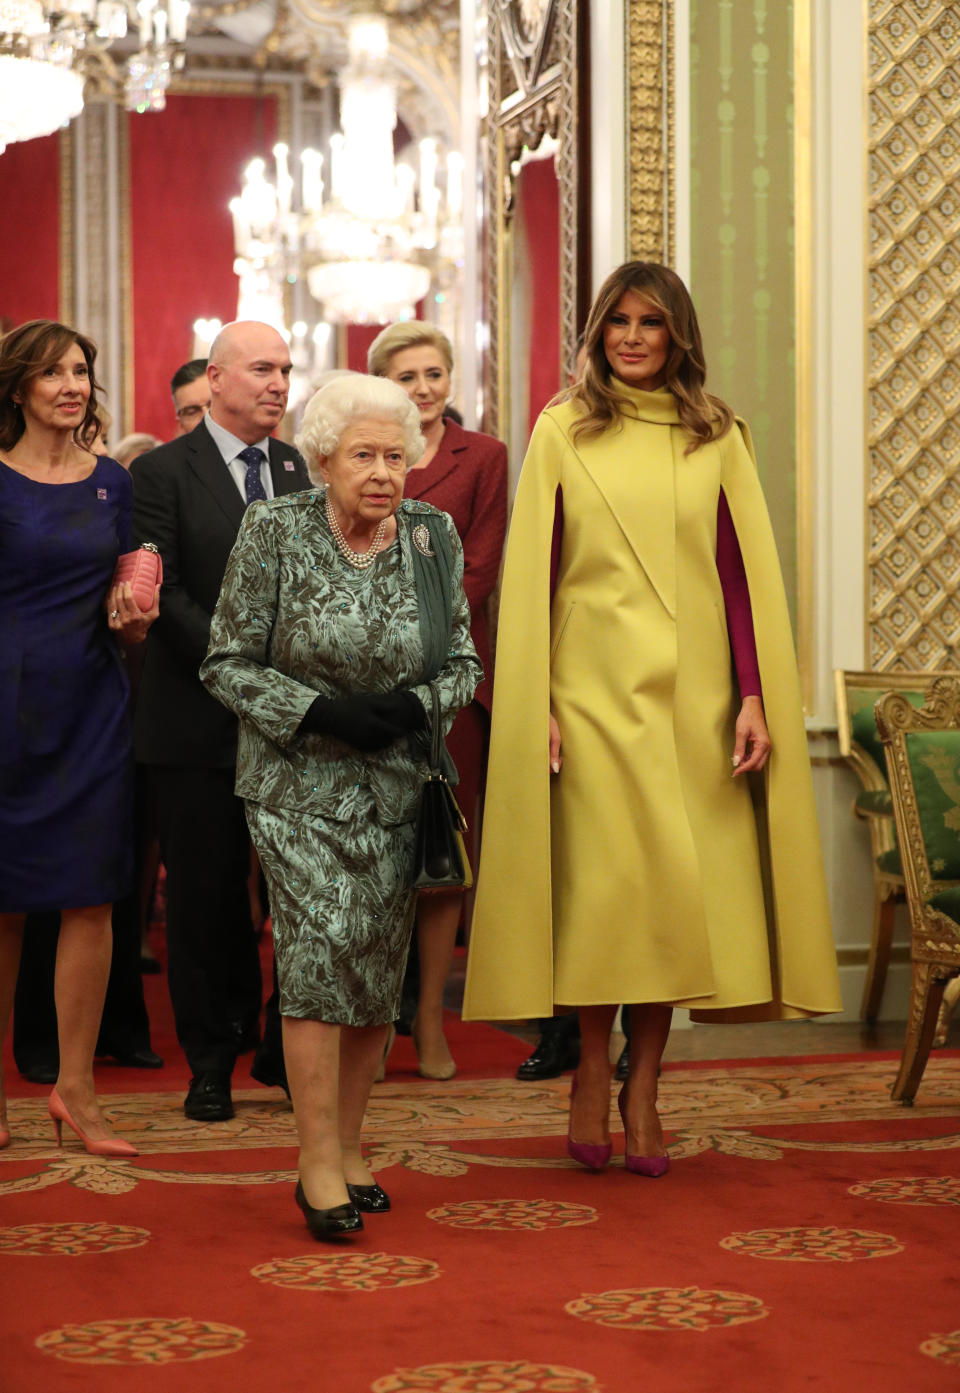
111 543 163 610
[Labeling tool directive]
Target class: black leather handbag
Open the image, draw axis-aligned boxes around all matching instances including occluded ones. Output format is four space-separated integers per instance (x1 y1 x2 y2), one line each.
411 685 473 892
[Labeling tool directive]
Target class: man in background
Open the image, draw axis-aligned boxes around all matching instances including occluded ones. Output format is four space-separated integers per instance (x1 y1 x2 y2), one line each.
170 358 211 437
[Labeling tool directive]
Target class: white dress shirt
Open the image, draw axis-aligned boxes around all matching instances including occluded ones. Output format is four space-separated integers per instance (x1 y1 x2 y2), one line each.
205 416 275 501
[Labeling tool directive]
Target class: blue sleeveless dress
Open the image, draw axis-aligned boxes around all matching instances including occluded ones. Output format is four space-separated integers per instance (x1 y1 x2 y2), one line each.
0 456 134 911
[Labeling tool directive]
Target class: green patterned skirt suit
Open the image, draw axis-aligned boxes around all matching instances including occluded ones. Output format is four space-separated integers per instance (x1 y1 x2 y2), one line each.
201 491 481 1026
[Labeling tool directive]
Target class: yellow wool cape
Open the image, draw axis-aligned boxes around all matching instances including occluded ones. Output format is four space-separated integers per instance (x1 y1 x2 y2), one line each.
462 384 842 1024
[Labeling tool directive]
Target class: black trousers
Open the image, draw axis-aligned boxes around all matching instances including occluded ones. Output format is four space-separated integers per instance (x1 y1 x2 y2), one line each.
150 765 262 1076
13 893 153 1074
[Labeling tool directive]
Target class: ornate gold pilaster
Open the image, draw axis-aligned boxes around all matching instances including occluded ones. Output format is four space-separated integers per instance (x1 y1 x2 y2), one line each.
625 0 674 263
867 1 960 671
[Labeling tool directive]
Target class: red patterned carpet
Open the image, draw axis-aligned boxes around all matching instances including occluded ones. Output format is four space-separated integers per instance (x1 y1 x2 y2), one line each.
3 951 960 1391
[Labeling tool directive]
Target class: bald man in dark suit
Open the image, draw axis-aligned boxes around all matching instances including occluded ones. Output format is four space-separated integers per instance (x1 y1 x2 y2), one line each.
132 321 310 1120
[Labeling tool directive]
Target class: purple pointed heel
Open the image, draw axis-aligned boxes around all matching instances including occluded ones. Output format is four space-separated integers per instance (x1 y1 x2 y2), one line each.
617 1087 669 1178
567 1077 612 1171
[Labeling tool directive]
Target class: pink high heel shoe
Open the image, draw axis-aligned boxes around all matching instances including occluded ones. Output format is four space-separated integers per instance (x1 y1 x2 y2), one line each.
617 1086 669 1177
49 1088 138 1158
567 1076 612 1171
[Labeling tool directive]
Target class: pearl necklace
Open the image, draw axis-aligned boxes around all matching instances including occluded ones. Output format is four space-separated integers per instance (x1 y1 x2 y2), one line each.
325 489 388 569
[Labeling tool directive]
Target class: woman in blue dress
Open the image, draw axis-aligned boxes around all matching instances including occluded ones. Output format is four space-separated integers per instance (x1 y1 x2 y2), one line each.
0 320 158 1156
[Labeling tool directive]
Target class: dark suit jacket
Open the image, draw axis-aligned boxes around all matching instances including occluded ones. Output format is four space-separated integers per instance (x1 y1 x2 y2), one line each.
130 419 310 768
402 419 507 713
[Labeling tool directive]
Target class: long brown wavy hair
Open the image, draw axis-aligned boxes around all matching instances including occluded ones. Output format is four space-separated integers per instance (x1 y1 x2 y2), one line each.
561 262 734 453
0 319 103 452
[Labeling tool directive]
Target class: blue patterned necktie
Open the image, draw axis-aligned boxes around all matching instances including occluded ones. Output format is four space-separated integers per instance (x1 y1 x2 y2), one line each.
239 445 268 505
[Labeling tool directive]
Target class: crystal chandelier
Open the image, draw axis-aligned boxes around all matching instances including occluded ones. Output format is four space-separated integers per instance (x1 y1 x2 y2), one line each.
0 0 190 155
229 11 464 327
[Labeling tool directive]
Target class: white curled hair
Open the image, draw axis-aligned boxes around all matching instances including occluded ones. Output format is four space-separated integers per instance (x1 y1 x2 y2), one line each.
295 372 426 485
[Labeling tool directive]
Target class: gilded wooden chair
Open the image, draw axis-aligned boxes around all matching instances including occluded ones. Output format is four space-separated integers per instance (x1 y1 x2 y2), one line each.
834 670 929 1022
875 677 960 1104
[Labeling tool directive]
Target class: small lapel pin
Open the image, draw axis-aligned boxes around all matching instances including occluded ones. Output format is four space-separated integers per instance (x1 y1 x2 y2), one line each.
284 460 295 471
97 488 107 500
412 523 434 557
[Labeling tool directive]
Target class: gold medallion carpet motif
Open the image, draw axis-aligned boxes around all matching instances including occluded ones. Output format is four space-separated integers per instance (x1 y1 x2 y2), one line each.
3 1051 960 1391
3 1056 960 1196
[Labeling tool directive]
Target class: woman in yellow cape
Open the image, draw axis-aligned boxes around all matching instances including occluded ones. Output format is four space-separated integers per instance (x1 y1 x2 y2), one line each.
462 262 841 1176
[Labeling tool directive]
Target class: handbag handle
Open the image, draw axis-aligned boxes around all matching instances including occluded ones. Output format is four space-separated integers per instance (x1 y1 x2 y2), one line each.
428 683 443 774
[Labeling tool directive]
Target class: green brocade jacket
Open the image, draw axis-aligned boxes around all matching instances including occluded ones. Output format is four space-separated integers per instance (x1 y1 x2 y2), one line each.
200 492 481 825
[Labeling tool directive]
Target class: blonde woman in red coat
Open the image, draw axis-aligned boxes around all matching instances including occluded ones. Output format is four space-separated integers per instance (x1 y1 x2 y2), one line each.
369 322 507 1079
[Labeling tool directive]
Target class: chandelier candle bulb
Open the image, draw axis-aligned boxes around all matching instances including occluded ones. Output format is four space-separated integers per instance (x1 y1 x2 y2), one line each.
229 197 246 253
274 143 292 218
168 0 187 42
136 0 151 47
98 0 125 36
152 7 166 47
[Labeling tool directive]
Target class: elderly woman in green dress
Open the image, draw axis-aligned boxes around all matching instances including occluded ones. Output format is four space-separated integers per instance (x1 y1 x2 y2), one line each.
201 374 480 1241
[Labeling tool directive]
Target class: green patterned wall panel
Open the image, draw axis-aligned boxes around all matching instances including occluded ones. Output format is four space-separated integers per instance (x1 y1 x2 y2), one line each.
690 0 798 629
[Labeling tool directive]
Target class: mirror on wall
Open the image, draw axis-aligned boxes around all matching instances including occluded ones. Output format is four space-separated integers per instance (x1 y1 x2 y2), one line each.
482 0 589 488
506 145 561 492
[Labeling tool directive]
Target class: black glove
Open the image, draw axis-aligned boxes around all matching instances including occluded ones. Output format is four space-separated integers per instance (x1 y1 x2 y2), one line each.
366 690 428 734
299 691 426 751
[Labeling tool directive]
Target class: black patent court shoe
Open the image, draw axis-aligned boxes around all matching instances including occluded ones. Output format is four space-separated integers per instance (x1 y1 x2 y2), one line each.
295 1182 363 1240
346 1182 391 1213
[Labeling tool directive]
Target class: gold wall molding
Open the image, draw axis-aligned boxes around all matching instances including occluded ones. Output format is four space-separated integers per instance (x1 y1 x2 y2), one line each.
794 0 813 708
482 0 589 437
625 0 674 262
867 1 960 671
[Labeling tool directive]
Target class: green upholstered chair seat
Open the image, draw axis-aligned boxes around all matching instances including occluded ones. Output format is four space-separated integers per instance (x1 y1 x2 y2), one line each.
905 729 960 881
927 886 960 929
876 848 902 877
856 789 893 817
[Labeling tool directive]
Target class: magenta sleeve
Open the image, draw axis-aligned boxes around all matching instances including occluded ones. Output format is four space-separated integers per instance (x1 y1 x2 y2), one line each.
549 485 563 601
716 490 762 699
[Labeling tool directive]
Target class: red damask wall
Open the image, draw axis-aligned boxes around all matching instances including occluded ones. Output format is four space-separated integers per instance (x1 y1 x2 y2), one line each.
128 92 278 440
519 155 561 438
0 133 61 328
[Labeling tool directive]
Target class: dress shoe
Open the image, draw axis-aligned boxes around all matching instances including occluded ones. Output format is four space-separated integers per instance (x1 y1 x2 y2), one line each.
250 1050 290 1098
412 1024 456 1081
295 1182 363 1240
567 1075 612 1171
517 1028 580 1081
99 1046 164 1069
20 1060 58 1086
347 1182 391 1213
617 1086 670 1178
183 1073 234 1122
49 1088 138 1158
614 1042 629 1082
